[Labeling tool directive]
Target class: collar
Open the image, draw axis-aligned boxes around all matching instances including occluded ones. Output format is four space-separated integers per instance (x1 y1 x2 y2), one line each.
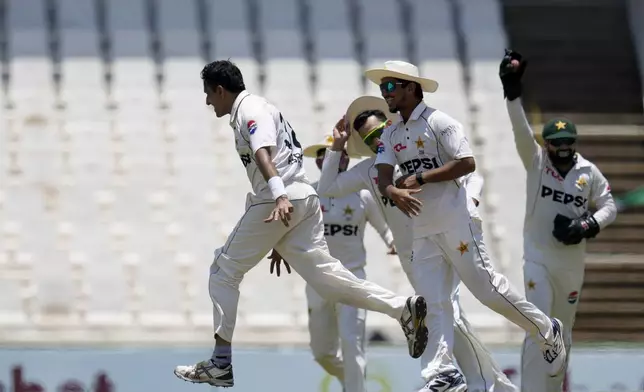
397 101 428 123
572 152 592 169
229 90 250 127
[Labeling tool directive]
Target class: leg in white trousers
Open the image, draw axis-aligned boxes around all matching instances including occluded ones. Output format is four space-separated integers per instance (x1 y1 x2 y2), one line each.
209 184 406 342
307 268 367 392
521 261 582 392
414 219 555 382
400 246 517 391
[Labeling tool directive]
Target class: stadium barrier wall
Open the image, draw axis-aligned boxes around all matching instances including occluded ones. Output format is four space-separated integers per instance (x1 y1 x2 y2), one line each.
0 347 642 392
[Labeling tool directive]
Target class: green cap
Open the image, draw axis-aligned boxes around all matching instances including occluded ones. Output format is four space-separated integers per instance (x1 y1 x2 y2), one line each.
542 118 578 140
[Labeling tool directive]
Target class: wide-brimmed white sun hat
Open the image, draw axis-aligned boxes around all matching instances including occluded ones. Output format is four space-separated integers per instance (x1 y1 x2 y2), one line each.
364 60 439 93
345 96 397 158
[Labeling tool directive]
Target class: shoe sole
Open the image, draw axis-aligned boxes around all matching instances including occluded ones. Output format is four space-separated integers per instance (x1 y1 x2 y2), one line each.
173 369 234 388
410 296 428 359
548 318 567 378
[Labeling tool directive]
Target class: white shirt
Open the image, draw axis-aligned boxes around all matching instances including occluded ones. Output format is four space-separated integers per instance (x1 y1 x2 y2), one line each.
229 91 309 200
374 102 474 237
506 99 617 267
318 151 484 262
313 182 394 270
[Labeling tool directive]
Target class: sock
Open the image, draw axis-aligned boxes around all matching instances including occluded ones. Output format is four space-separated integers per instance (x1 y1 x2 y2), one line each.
211 345 232 367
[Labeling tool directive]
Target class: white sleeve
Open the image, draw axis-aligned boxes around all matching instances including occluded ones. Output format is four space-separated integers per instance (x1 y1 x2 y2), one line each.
506 98 543 170
434 112 473 160
373 128 398 168
361 190 394 247
465 170 484 202
318 150 369 197
240 103 278 155
590 165 617 229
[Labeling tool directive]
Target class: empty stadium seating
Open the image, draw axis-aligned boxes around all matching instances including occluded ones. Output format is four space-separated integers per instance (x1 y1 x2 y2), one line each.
1 0 642 346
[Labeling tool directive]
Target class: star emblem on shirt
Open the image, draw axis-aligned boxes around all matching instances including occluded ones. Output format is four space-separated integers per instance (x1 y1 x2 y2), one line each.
415 136 425 149
555 121 567 130
575 176 588 189
343 205 354 219
457 241 469 255
527 280 536 290
325 135 334 144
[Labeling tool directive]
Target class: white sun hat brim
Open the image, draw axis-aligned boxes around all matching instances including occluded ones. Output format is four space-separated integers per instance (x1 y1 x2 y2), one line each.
364 60 439 93
345 96 398 158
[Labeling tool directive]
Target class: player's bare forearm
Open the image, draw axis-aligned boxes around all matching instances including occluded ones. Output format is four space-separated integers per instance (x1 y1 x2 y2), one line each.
421 157 475 183
255 147 279 182
376 164 396 198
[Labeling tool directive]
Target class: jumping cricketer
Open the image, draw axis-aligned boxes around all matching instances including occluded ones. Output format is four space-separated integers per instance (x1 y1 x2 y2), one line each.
173 60 429 388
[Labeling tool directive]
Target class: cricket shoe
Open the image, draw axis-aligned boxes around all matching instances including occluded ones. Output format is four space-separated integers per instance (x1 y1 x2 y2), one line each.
174 359 234 388
399 295 428 358
419 369 467 392
542 318 567 377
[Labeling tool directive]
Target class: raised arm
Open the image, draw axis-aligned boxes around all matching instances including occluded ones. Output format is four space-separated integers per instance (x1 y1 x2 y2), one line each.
318 150 368 197
500 49 542 170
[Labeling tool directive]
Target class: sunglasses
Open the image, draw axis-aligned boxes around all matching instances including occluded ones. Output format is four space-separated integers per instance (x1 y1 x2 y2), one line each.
379 80 408 94
548 138 576 147
362 121 388 147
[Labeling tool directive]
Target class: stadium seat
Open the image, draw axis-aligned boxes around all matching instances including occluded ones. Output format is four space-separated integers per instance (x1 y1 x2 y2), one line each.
59 0 108 118
8 0 57 113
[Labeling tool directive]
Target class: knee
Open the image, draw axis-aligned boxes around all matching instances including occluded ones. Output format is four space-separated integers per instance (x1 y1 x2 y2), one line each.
210 251 243 287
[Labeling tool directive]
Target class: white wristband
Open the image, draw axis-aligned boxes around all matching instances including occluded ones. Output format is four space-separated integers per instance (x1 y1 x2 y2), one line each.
268 176 287 200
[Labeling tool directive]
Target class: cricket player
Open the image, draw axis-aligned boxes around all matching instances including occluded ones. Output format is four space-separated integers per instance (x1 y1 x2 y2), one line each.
173 60 429 388
499 50 617 392
316 96 517 392
368 60 567 392
269 136 396 392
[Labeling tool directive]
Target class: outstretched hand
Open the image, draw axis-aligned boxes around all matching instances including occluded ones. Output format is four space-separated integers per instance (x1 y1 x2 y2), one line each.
499 49 527 101
264 196 294 227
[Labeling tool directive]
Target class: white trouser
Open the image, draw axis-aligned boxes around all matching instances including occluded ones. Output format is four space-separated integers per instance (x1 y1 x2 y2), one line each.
521 261 582 392
307 267 367 392
413 218 554 382
209 182 406 342
400 239 517 391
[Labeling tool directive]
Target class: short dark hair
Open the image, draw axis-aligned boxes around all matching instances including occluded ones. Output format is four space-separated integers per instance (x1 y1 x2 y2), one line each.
201 60 246 93
353 109 387 131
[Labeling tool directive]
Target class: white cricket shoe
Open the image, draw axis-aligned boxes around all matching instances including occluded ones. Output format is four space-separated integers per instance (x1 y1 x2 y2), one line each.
542 318 567 377
419 369 468 392
174 360 234 388
399 295 428 359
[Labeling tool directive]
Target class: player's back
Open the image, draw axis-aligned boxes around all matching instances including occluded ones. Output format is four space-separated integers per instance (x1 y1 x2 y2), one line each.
230 92 310 200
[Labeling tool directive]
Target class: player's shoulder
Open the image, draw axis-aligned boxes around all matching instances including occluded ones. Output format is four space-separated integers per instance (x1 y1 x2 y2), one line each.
237 93 276 118
354 156 377 172
575 153 605 178
428 108 463 134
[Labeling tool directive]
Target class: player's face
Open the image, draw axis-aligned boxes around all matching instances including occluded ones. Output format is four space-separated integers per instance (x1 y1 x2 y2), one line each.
545 137 577 165
204 83 226 118
379 77 413 113
356 115 387 153
316 150 349 172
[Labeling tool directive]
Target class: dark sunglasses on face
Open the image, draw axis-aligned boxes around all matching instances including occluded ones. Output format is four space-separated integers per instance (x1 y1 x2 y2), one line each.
548 138 576 147
379 80 407 94
362 122 388 147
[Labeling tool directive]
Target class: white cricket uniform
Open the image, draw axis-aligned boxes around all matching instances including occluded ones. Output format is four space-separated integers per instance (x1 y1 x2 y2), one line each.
319 151 517 391
209 91 409 342
374 101 555 383
308 183 394 392
506 98 617 392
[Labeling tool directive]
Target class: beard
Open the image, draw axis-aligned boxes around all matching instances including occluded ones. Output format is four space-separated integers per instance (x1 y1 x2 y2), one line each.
548 148 576 166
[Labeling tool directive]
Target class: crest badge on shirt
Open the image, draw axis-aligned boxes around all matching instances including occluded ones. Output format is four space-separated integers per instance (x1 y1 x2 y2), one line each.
415 136 425 155
343 205 354 221
376 141 385 154
575 174 589 191
247 120 258 135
